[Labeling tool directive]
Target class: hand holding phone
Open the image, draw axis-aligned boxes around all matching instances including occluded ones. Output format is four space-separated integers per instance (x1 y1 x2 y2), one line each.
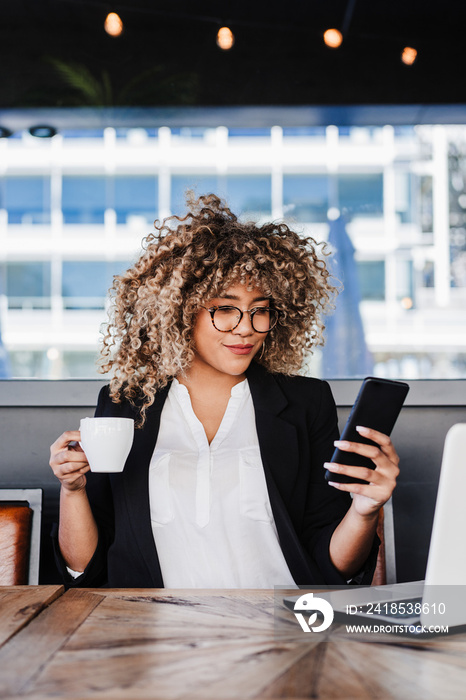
325 377 409 485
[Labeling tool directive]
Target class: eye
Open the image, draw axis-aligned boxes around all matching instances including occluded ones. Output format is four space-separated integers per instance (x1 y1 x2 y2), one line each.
252 307 270 316
216 306 239 316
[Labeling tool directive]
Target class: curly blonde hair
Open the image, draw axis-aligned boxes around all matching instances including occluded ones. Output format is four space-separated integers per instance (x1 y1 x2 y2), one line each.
99 193 336 423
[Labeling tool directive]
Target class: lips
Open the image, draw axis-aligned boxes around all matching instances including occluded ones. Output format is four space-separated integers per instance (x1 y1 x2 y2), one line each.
224 344 254 355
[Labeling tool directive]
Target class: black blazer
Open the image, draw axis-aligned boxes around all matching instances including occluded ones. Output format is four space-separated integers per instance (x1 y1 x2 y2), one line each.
54 363 377 587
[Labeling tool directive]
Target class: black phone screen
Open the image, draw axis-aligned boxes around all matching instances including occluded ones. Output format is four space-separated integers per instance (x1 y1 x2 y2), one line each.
324 377 409 485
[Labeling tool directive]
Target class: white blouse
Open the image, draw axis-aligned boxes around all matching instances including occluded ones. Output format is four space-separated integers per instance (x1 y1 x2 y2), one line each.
148 378 296 588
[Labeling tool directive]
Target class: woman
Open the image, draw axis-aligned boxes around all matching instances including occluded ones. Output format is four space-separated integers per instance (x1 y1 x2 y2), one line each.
50 193 399 588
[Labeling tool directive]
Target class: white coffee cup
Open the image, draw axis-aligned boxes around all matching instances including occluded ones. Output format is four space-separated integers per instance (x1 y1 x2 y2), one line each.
79 417 134 473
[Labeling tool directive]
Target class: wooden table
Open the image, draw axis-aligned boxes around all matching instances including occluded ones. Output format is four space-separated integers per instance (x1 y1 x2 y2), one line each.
0 585 63 648
1 587 466 699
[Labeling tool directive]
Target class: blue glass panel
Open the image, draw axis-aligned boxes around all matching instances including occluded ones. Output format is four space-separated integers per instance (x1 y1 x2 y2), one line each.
171 128 207 138
283 175 329 222
228 128 270 138
113 176 158 223
62 260 131 308
397 260 414 300
337 174 383 217
282 127 326 137
62 177 106 224
171 175 271 218
61 129 105 138
5 262 51 307
171 175 218 214
356 261 386 300
4 177 51 224
224 175 272 216
114 128 158 138
394 126 416 137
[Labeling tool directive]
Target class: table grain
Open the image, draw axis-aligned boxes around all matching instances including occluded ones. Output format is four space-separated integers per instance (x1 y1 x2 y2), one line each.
0 585 63 647
1 587 466 699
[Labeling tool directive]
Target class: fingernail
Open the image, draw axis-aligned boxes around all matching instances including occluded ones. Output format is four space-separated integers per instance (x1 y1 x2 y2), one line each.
334 440 348 448
356 425 370 434
324 462 338 471
328 481 340 488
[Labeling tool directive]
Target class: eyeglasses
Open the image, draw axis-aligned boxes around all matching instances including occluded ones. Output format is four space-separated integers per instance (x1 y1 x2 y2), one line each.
202 305 281 333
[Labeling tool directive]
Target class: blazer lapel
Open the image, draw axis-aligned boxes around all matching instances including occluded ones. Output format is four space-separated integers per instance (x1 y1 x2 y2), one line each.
247 362 316 582
246 363 300 505
121 383 171 586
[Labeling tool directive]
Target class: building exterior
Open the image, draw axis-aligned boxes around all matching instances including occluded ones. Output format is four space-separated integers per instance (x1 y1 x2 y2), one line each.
0 123 465 379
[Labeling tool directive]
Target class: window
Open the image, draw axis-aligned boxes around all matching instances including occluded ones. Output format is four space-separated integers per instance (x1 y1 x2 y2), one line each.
62 260 131 308
61 351 102 378
4 262 51 308
396 259 414 302
62 177 106 224
338 174 384 219
283 175 329 222
62 129 104 138
8 351 47 378
171 175 218 213
0 112 465 381
62 176 158 224
282 127 326 138
113 176 158 224
395 171 414 224
171 175 271 219
171 127 208 139
3 177 51 224
223 176 271 218
228 128 270 138
283 174 383 223
357 261 386 301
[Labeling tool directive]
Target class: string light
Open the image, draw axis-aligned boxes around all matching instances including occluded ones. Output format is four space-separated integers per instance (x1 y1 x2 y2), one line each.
401 46 417 65
323 28 343 49
401 297 414 310
216 26 235 50
104 12 124 37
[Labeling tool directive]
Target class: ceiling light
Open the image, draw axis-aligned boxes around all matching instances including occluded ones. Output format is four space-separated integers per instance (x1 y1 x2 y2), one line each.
104 12 124 37
216 26 235 50
28 125 57 138
401 47 417 65
323 28 343 49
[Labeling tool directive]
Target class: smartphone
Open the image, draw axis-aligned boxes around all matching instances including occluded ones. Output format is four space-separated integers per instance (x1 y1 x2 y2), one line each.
325 377 410 485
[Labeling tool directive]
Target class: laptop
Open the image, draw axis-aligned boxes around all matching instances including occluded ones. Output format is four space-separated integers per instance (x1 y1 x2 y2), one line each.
284 423 466 633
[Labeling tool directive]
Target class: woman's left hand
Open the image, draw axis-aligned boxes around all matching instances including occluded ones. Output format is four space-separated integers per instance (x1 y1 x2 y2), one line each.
325 425 400 517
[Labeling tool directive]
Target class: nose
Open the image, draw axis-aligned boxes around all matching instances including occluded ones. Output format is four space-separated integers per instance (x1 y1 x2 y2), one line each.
232 311 254 335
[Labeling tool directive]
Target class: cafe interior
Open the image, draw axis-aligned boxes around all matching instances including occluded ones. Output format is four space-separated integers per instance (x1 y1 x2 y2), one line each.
1 1 466 697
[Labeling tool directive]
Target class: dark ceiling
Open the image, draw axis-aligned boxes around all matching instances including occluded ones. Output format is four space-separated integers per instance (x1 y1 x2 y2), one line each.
2 0 466 108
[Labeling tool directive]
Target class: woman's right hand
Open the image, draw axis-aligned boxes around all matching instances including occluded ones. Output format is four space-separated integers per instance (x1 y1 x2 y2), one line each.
49 431 90 492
